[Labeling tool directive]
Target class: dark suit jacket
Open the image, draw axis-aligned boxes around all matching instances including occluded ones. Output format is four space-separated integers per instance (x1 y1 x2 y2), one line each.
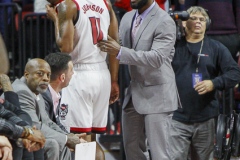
2 91 32 125
41 88 68 133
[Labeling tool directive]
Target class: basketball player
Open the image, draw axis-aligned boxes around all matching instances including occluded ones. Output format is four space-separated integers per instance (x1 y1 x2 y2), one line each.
46 0 119 159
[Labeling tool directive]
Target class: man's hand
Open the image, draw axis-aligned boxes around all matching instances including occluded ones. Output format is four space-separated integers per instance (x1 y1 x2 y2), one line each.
97 35 121 56
110 81 119 104
22 139 42 152
0 146 12 160
75 133 87 143
0 136 12 149
46 4 58 23
0 74 13 92
26 127 45 149
66 133 81 149
0 136 12 160
194 80 214 95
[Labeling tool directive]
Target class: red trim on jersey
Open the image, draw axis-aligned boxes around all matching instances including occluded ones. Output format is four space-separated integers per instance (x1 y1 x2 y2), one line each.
103 0 110 11
53 0 63 6
72 0 80 10
92 127 106 133
70 127 92 133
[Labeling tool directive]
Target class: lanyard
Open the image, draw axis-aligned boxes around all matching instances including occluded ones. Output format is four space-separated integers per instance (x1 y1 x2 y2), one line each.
196 40 204 73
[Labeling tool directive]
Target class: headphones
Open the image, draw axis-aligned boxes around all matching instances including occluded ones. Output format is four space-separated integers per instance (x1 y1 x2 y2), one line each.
204 9 211 30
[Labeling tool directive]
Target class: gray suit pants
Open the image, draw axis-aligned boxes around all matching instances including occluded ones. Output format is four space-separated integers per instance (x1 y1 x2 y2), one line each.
44 139 72 160
122 100 173 160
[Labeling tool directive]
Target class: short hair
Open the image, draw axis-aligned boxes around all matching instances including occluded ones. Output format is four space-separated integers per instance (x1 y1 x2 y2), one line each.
187 6 210 22
44 52 72 81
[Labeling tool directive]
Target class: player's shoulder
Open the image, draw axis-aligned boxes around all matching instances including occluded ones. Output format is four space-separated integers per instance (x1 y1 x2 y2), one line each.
57 0 78 18
58 0 78 12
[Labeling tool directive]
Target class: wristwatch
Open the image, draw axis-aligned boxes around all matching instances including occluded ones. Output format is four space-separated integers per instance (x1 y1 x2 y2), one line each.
23 127 34 138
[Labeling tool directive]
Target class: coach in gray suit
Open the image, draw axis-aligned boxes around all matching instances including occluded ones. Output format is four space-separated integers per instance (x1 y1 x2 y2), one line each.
12 58 85 160
98 0 180 159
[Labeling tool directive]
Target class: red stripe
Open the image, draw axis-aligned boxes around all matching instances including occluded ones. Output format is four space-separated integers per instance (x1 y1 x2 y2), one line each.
103 0 109 10
72 0 80 10
92 127 106 132
70 127 92 133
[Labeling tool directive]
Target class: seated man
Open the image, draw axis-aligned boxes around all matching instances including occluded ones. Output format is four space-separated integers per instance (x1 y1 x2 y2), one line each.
0 74 45 160
0 33 45 160
0 74 46 159
41 52 73 133
12 58 86 160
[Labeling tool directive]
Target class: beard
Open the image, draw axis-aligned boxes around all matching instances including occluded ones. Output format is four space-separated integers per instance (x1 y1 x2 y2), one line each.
36 82 49 93
131 0 148 9
36 86 47 93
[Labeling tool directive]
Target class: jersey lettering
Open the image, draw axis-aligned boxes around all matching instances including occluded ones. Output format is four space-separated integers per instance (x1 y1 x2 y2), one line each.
89 17 103 44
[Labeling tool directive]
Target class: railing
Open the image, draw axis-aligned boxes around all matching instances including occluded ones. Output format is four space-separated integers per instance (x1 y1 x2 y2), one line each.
22 13 59 70
0 3 22 79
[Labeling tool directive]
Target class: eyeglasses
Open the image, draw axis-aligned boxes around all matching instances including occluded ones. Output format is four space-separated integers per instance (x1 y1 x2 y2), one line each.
189 16 206 22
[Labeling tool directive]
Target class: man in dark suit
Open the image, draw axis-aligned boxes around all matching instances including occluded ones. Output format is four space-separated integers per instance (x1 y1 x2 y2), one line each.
41 52 73 133
0 73 46 160
98 0 179 159
12 58 86 160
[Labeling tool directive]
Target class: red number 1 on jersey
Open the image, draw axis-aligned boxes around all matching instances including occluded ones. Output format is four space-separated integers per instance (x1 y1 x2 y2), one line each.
89 17 103 45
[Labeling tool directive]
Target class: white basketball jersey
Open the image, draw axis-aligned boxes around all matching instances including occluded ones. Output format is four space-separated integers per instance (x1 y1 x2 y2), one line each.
70 0 110 64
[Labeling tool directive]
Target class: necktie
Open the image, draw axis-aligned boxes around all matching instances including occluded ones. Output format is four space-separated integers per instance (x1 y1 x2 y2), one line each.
132 15 142 39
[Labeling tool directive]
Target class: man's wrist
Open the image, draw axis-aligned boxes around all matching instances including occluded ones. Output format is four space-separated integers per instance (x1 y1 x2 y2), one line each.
22 127 34 138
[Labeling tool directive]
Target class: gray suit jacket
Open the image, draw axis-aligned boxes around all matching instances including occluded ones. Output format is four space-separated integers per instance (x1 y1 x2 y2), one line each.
119 4 180 114
12 77 67 151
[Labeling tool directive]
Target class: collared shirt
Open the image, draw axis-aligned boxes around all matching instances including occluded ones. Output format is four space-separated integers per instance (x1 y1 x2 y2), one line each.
48 85 61 115
117 1 156 60
134 1 156 26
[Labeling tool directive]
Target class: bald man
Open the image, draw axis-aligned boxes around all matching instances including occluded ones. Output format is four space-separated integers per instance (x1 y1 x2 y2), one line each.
12 58 86 160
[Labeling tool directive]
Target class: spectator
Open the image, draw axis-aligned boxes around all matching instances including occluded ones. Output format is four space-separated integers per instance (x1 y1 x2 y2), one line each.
46 0 119 159
184 0 240 62
97 0 179 159
12 58 86 160
0 135 12 160
41 52 73 133
169 6 240 160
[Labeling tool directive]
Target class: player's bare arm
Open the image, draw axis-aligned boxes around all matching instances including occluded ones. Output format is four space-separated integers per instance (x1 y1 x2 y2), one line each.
47 0 77 53
106 0 120 104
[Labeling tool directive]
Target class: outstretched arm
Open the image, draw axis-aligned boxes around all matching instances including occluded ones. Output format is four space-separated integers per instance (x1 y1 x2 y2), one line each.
107 0 120 104
46 0 77 53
